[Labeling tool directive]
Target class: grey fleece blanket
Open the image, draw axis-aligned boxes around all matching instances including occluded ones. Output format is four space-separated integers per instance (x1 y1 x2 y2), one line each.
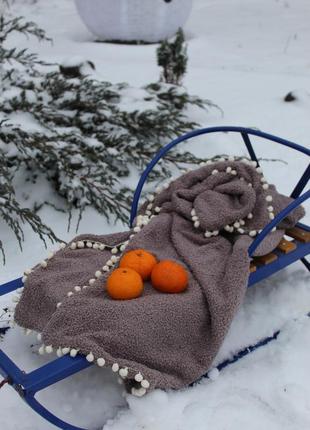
15 160 304 395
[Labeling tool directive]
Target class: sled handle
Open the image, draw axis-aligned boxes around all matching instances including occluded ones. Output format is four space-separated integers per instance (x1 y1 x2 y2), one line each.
130 126 310 226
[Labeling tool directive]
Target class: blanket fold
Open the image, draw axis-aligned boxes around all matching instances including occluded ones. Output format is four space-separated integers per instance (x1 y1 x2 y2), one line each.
15 159 304 396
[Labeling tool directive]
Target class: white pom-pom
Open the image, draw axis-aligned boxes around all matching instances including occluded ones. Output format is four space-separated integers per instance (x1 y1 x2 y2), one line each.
211 169 218 175
119 367 128 378
249 230 257 237
266 195 273 202
112 363 119 372
97 358 106 367
134 372 143 382
240 219 245 225
57 348 63 357
22 276 28 283
233 221 240 228
41 261 47 268
111 255 118 263
89 278 96 286
231 170 237 175
238 228 245 234
70 242 77 250
62 347 70 355
24 269 32 275
148 194 155 202
141 379 150 389
38 345 45 355
224 225 232 232
93 243 99 250
120 244 126 252
70 349 78 358
248 183 252 187
107 259 113 267
60 243 66 249
226 166 232 173
86 352 94 362
77 241 84 248
74 286 81 292
95 271 102 278
25 329 32 336
262 183 269 190
194 221 200 228
191 209 196 216
271 227 277 232
99 244 105 250
45 345 53 354
147 203 153 210
102 266 109 272
154 207 161 213
212 230 219 236
204 231 212 238
267 206 274 212
86 241 93 248
82 285 88 289
131 387 146 397
56 302 62 308
67 291 73 297
111 247 118 254
208 368 220 381
247 213 253 219
192 215 198 221
133 226 141 233
269 213 275 220
260 177 267 183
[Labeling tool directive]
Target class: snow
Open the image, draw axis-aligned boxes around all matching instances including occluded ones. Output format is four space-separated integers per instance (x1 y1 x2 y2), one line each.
1 0 309 429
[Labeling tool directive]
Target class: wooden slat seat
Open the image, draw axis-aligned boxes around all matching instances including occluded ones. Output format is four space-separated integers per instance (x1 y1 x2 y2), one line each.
286 226 310 243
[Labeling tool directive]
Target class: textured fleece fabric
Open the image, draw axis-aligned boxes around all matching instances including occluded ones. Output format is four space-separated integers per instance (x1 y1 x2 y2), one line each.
15 161 305 392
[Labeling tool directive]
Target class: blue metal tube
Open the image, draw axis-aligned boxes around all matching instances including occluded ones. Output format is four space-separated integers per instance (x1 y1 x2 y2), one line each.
290 164 310 198
24 355 92 394
0 277 23 296
241 132 259 165
0 350 26 384
25 394 89 430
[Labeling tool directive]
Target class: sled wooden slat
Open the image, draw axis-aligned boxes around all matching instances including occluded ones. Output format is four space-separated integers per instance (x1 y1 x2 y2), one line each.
254 252 278 265
249 263 257 273
277 238 297 254
286 226 310 243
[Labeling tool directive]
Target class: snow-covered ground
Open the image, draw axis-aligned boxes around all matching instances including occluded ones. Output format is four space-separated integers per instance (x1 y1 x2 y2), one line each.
1 0 309 429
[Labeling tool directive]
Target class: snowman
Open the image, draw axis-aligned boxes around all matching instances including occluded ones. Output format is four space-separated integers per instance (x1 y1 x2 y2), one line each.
74 0 193 43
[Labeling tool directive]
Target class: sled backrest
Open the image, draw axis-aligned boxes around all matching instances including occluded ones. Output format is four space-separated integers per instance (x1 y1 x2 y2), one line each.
130 126 310 256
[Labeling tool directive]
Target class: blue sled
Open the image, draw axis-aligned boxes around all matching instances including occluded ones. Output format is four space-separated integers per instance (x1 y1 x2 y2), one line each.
0 126 309 430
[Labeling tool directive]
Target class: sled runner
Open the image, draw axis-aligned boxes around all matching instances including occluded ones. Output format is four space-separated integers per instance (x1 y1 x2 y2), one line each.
0 126 309 430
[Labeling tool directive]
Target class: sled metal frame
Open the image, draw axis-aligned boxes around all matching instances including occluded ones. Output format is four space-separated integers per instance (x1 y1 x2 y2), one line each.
0 126 309 430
